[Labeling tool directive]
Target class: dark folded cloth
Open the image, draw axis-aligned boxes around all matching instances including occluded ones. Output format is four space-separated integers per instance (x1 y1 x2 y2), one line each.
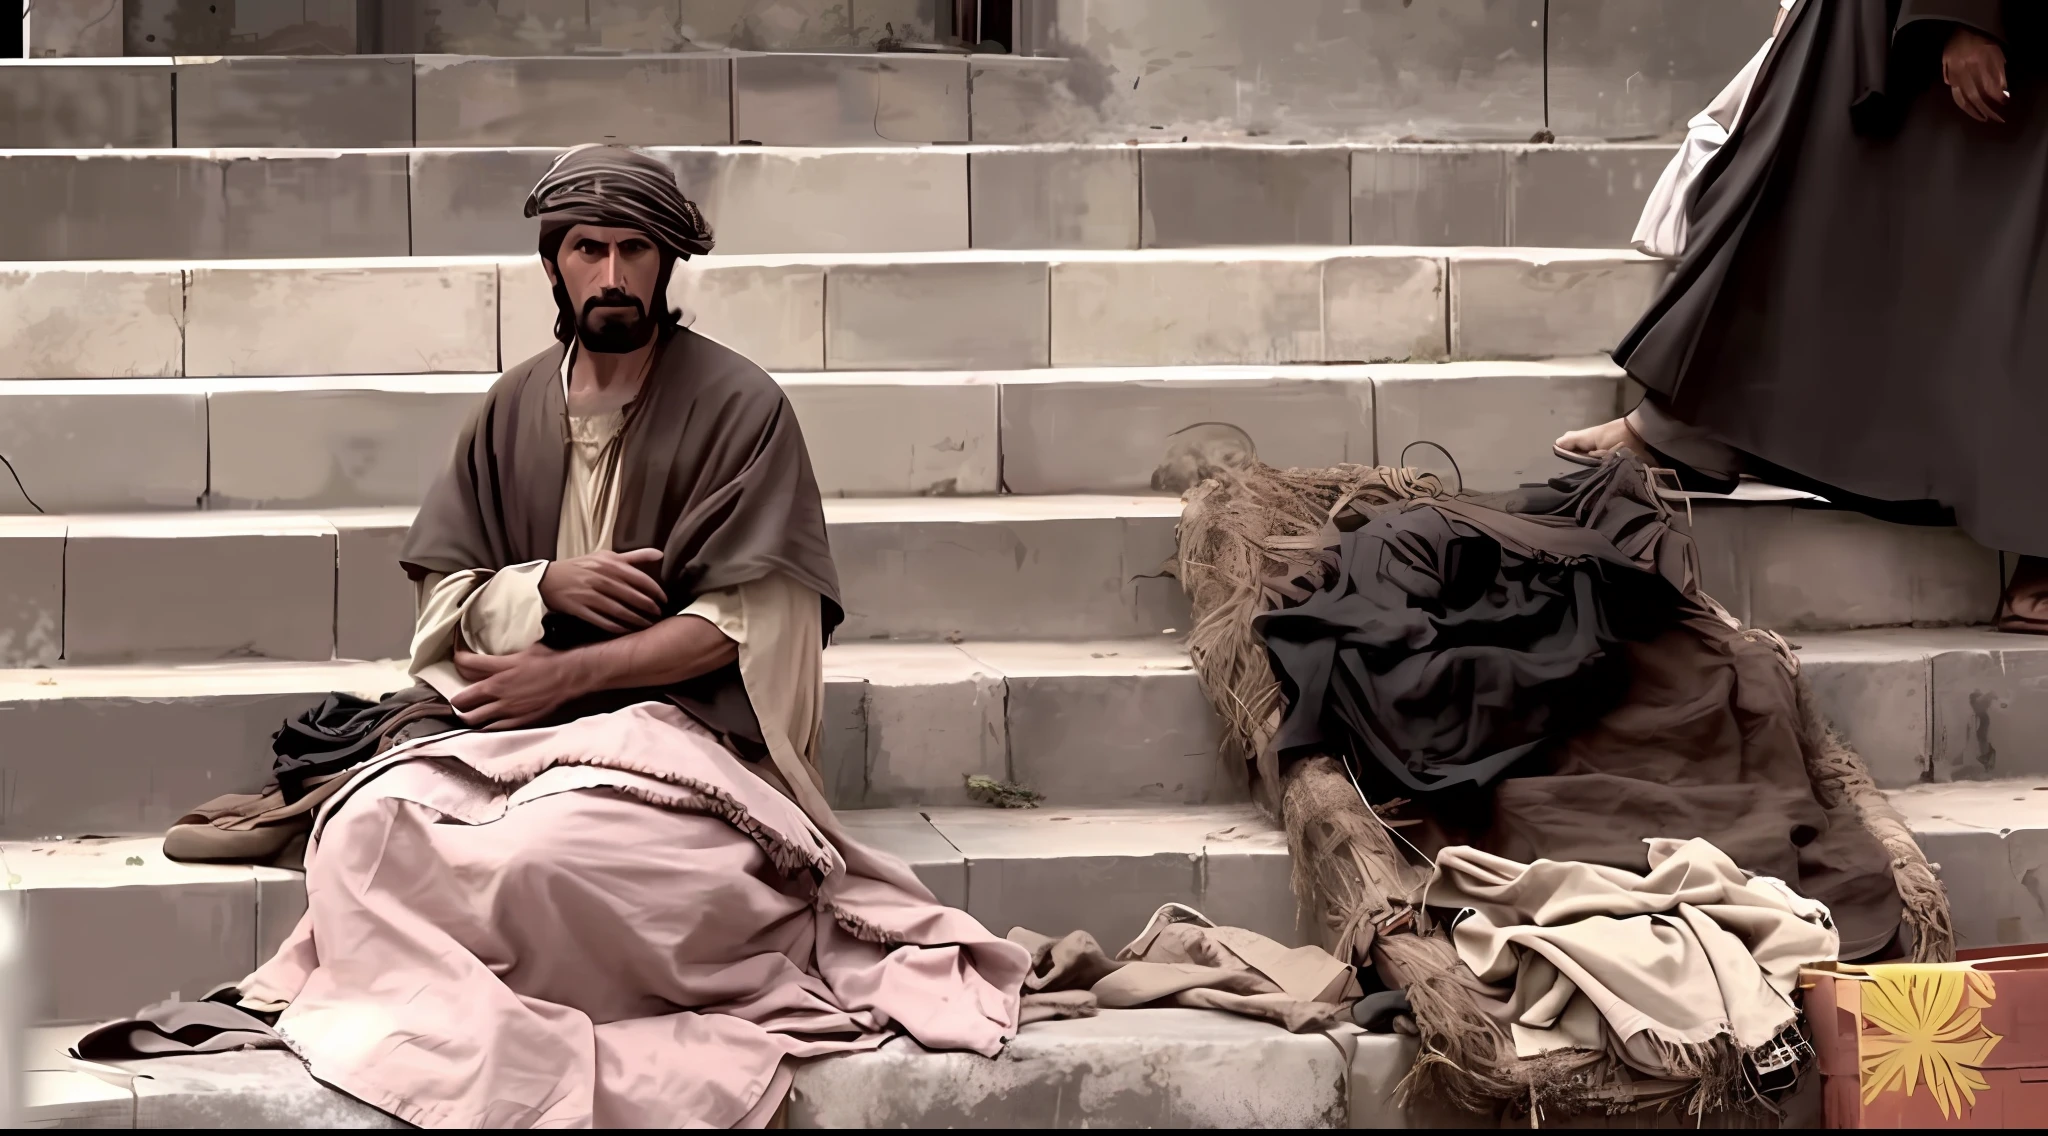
273 686 455 802
1255 486 1684 797
72 986 283 1061
1352 989 1414 1033
166 686 461 869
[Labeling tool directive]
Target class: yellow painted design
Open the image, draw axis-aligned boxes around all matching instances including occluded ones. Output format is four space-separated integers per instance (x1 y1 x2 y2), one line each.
1858 965 2003 1120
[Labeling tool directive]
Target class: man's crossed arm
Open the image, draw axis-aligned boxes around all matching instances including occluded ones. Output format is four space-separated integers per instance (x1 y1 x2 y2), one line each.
450 549 738 731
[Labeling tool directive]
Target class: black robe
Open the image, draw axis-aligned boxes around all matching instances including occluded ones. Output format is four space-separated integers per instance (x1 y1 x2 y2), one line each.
1617 0 2048 554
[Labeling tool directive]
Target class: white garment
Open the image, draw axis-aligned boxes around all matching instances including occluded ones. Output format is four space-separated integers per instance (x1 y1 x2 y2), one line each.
1632 32 1778 259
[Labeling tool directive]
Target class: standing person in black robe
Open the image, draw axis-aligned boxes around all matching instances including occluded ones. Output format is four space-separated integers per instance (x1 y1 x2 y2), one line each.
1556 0 2048 633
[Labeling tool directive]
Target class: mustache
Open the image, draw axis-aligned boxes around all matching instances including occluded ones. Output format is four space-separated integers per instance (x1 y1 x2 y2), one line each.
581 290 646 318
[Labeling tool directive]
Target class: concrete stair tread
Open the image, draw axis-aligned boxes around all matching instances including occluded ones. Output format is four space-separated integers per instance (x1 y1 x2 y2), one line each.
5 488 1879 526
1676 479 1826 505
18 490 2012 535
1887 777 2048 831
2 246 1661 381
3 804 1274 874
21 1010 1415 1128
14 779 2048 1032
9 497 1188 531
0 496 2003 657
3 245 1655 269
0 359 1623 515
0 141 1680 260
1 834 300 888
0 639 1232 843
1787 625 2046 659
7 623 2034 681
0 357 1627 392
1871 776 2048 952
15 761 2047 881
12 624 2046 856
0 658 409 700
1 636 1199 680
5 809 1296 1028
0 141 1673 155
6 497 1998 668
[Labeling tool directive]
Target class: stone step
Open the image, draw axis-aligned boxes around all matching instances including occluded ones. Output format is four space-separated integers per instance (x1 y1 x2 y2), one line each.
21 1008 1825 1128
1889 779 2048 953
0 249 1668 379
19 1013 1462 1128
9 778 2041 1106
0 623 2038 846
39 773 2039 1031
1 838 308 1029
0 143 1677 259
0 363 1625 512
3 806 1289 1026
0 53 1001 149
0 500 1194 663
0 638 1234 838
1683 502 1997 636
0 495 1999 670
1795 628 2048 791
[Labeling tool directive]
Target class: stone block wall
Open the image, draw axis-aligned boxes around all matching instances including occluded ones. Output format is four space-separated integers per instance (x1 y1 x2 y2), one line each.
19 0 1788 143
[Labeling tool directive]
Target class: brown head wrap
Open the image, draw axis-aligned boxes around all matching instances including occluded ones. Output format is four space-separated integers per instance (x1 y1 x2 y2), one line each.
524 143 714 260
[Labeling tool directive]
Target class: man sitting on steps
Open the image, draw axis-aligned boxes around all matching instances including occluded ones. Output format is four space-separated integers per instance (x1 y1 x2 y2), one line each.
224 144 1030 1128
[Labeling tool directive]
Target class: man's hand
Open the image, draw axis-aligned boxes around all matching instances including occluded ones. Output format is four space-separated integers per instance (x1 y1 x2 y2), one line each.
1945 26 2008 124
451 645 588 731
538 548 667 633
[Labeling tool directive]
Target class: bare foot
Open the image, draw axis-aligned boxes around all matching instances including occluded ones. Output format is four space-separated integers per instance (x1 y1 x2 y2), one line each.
1999 556 2048 632
1555 416 1653 460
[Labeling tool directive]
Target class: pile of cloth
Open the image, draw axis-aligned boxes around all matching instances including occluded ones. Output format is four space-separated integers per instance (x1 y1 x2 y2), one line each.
115 703 1037 1128
163 689 461 869
1172 451 1952 1122
1012 902 1360 1031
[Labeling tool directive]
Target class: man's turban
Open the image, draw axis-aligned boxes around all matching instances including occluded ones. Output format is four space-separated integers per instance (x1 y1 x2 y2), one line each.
525 144 715 260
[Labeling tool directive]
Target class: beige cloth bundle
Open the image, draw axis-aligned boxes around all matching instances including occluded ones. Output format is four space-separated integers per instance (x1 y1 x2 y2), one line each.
1429 837 1838 1079
1012 903 1360 1032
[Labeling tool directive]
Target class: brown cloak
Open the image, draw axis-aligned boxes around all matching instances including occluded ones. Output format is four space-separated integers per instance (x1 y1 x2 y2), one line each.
400 326 842 756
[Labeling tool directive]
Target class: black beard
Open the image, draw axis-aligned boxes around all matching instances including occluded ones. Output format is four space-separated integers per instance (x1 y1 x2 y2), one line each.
575 293 658 354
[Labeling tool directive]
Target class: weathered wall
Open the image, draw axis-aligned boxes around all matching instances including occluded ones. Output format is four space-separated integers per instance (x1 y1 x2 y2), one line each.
1028 0 1545 142
123 0 358 56
35 0 1786 142
1547 0 1786 139
114 0 943 54
1026 0 1783 142
25 0 125 56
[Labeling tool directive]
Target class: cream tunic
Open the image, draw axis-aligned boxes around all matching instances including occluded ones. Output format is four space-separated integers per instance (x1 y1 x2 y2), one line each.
408 345 825 768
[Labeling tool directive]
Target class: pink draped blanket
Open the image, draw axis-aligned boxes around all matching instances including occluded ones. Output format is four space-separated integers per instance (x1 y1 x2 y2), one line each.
241 703 1029 1128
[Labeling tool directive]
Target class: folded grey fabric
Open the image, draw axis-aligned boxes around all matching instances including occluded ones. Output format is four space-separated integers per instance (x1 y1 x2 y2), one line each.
72 990 284 1061
1352 989 1413 1032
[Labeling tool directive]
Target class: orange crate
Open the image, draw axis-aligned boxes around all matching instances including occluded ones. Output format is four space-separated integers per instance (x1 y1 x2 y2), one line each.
1803 946 2048 1128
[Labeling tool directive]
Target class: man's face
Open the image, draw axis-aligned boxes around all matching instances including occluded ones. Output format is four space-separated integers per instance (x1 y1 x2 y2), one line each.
544 223 664 353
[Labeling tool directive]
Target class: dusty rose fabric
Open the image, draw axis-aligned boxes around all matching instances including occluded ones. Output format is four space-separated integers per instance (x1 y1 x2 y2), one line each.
242 703 1028 1129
